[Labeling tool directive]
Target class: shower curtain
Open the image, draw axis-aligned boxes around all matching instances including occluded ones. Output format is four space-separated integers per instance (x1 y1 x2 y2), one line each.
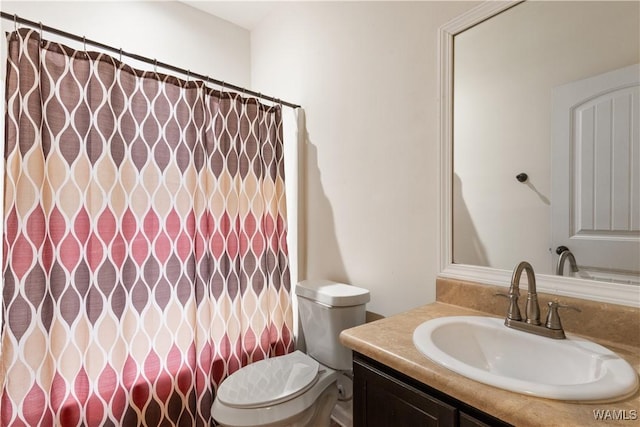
1 28 294 426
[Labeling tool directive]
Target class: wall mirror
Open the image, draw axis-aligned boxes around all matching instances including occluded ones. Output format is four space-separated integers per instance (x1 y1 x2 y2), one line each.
439 0 640 307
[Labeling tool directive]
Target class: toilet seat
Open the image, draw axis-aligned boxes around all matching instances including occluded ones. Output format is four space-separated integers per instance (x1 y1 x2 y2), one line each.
212 354 339 427
217 351 320 408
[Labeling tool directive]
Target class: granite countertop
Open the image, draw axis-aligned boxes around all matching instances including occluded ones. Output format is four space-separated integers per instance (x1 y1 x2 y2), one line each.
339 302 640 427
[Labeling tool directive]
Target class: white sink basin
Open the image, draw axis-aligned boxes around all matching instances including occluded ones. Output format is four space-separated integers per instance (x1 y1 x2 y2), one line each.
413 316 638 402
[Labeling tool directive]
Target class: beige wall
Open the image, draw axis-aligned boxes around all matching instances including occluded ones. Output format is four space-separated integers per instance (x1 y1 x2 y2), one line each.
251 2 478 317
0 1 251 86
453 1 640 274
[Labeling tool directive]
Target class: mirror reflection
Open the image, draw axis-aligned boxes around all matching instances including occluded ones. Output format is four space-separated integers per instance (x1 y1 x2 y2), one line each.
452 1 640 284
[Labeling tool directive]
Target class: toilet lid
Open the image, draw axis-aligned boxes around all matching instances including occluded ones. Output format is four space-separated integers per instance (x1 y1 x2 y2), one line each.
217 351 320 408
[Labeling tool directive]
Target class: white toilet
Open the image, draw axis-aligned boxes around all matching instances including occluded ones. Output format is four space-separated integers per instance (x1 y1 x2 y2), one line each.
212 279 370 427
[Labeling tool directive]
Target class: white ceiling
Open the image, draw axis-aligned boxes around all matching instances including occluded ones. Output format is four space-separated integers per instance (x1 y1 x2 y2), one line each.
179 1 277 30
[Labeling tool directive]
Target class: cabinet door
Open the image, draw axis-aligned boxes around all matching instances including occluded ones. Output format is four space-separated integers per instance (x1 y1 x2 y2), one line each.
460 412 492 427
354 358 457 427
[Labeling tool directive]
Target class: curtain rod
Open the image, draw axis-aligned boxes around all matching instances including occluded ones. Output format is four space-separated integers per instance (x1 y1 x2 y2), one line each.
0 11 301 109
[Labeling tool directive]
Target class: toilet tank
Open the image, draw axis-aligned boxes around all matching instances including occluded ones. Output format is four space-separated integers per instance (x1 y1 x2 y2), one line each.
295 280 370 370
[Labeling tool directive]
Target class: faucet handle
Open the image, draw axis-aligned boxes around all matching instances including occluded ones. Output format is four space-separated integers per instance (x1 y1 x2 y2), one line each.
494 292 522 321
545 301 581 330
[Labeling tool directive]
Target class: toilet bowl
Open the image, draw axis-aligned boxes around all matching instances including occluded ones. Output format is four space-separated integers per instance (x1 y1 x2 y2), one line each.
212 280 370 427
212 351 339 427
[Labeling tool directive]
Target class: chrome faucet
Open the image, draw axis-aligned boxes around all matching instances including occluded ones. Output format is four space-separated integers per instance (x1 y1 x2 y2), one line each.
555 246 579 276
497 261 580 339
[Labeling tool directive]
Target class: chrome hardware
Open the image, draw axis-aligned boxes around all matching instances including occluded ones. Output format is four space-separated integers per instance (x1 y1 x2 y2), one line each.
497 262 579 339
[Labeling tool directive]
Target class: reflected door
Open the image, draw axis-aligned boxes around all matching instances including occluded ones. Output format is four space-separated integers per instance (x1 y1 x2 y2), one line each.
552 64 640 282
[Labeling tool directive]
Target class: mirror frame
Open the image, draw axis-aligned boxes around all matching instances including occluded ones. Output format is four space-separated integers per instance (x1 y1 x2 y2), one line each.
438 0 640 308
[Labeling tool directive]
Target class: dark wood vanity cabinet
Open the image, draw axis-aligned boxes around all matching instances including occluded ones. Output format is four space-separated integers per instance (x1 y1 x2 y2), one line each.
353 353 512 427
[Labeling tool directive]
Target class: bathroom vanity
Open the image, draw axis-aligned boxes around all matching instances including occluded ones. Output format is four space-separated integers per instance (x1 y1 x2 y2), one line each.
353 353 510 426
339 279 640 427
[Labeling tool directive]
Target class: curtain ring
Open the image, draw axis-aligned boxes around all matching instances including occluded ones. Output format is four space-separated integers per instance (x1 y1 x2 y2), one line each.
186 69 190 83
154 59 158 73
82 36 87 56
39 22 44 47
119 48 122 62
12 14 18 40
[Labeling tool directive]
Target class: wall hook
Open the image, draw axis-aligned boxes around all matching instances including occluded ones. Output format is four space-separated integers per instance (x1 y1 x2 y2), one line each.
516 173 528 183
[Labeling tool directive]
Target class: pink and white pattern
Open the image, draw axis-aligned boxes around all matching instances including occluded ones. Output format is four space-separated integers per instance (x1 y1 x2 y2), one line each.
1 28 294 426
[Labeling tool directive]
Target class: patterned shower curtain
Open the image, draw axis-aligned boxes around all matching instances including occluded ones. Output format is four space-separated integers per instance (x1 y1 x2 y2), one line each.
1 28 294 426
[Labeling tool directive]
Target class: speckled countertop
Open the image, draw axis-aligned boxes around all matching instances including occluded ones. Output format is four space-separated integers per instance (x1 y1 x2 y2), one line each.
339 279 640 427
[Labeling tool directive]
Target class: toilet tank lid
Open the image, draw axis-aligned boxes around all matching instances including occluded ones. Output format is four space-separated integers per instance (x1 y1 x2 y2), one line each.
295 280 370 307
